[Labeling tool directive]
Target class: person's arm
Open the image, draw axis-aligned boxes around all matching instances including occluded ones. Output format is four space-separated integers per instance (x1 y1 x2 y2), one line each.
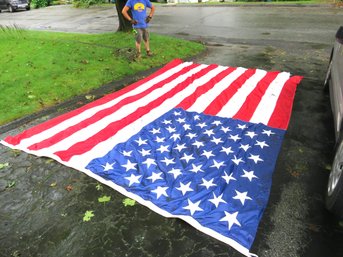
148 4 155 19
122 6 136 24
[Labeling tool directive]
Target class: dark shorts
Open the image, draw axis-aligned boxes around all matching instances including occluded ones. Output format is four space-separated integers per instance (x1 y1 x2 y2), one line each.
135 28 149 44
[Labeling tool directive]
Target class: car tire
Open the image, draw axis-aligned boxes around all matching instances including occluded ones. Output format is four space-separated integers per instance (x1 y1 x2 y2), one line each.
26 6 30 10
326 136 343 218
8 5 14 12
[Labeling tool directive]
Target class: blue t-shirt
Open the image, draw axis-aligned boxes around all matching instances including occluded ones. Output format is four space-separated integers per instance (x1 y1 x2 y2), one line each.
125 0 152 29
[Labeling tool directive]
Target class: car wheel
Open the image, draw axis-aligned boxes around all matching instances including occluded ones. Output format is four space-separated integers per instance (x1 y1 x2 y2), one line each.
326 137 343 218
8 5 14 12
26 6 30 10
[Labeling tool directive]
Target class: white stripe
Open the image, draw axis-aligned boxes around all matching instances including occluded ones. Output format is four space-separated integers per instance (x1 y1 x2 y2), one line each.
250 72 291 125
216 69 267 118
16 62 194 149
68 65 228 167
186 67 247 114
30 64 209 156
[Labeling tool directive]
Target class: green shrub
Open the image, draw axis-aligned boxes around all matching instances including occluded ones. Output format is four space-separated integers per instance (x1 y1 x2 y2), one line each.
31 0 51 8
73 0 105 8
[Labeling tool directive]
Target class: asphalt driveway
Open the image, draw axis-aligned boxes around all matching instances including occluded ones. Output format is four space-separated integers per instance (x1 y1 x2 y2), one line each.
0 4 343 257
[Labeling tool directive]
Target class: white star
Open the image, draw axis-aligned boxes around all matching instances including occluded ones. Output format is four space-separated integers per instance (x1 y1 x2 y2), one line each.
241 169 258 182
239 144 251 152
212 120 222 126
149 128 161 134
220 126 231 133
262 129 275 136
229 134 241 142
166 126 176 133
183 124 191 130
232 155 244 165
192 140 204 148
194 114 200 120
237 124 248 130
161 157 175 166
210 160 226 169
139 148 151 157
157 145 170 154
186 132 197 139
147 172 163 182
151 186 168 199
200 178 217 189
203 129 215 137
196 122 207 128
221 146 234 155
248 154 263 164
211 136 224 145
125 174 142 186
174 111 182 116
176 181 193 195
190 163 204 173
183 199 203 216
233 190 252 205
180 153 195 163
201 150 215 159
245 131 258 139
162 119 172 125
143 158 157 168
168 168 182 179
255 140 269 149
135 137 147 146
101 162 115 171
209 193 227 208
170 133 181 141
220 211 241 230
174 143 187 152
121 160 137 172
122 150 132 157
222 171 236 184
176 117 186 124
155 136 165 143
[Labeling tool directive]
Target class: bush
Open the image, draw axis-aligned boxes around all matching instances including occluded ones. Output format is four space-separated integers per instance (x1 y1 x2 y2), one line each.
73 0 105 8
31 0 51 8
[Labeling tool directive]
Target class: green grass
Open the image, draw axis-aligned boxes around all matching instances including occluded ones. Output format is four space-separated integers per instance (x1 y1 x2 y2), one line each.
0 28 205 125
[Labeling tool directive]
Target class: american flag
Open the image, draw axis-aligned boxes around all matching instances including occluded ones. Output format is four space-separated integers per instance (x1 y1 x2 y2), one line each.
1 59 302 257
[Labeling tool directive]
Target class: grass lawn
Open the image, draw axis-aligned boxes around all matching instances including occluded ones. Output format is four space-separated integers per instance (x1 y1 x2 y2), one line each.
0 29 205 125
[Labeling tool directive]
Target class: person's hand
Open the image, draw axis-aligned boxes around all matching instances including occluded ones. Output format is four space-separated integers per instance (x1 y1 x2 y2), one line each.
145 16 152 23
130 19 138 25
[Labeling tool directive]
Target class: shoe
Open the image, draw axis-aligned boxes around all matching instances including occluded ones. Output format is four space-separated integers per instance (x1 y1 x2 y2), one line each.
146 50 153 57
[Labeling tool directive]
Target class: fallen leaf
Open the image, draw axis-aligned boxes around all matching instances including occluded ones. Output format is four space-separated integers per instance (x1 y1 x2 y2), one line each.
6 181 16 189
50 182 57 187
123 198 136 207
95 183 103 191
85 95 95 101
98 195 111 203
65 185 73 191
83 210 94 222
0 163 9 169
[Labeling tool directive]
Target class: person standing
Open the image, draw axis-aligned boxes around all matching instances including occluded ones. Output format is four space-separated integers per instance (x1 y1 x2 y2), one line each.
122 0 155 58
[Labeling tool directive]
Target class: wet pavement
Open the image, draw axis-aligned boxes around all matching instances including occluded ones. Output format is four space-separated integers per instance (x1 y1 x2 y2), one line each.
1 4 343 257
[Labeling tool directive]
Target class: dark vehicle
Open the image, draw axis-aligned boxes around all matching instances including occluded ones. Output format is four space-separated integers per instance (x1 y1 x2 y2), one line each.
0 0 30 12
324 26 343 218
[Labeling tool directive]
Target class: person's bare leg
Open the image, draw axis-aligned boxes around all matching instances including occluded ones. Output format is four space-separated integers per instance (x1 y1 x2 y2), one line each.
143 40 152 56
135 41 141 58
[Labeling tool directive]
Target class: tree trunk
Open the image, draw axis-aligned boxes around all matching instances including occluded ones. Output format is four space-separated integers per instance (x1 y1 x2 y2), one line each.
115 0 132 32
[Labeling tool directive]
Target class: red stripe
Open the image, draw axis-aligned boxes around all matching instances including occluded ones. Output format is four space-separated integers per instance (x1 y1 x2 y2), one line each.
232 71 279 122
267 75 303 129
203 69 257 116
27 63 200 151
4 59 184 146
55 64 219 162
176 67 236 110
